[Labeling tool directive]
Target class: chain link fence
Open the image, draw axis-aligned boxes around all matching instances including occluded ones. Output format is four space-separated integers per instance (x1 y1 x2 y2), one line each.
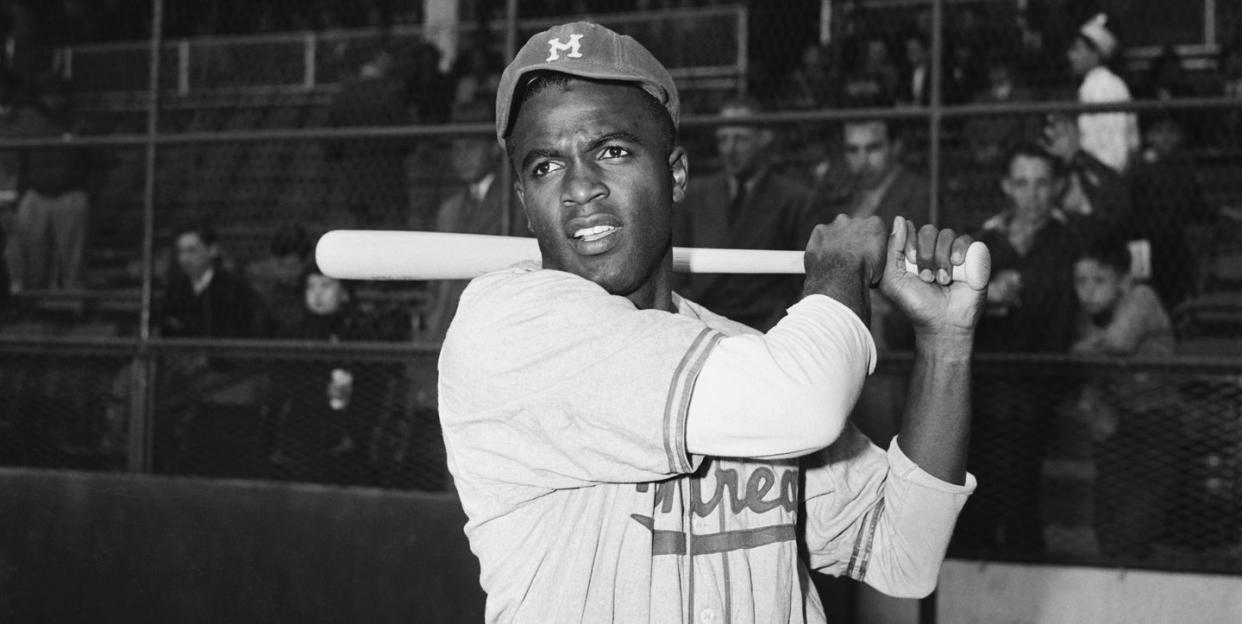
0 0 1240 577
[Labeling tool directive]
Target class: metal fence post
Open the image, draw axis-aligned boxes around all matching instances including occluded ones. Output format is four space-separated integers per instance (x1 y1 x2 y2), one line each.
129 0 164 474
927 0 943 228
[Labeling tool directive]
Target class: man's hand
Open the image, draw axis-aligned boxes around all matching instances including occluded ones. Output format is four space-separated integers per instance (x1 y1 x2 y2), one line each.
802 214 887 326
879 217 987 350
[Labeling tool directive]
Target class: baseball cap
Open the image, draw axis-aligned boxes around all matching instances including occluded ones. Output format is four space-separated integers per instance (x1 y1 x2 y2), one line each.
494 21 680 147
1079 13 1118 59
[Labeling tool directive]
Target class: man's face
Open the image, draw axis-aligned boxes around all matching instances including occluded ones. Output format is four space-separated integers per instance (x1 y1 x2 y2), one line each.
1074 258 1126 316
1001 154 1056 221
305 273 348 316
905 38 928 68
1067 38 1098 76
508 78 687 305
450 136 498 184
715 105 769 179
175 232 216 281
843 121 896 190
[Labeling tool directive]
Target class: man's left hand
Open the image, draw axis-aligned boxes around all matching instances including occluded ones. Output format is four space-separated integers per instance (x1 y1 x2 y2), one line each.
879 217 987 347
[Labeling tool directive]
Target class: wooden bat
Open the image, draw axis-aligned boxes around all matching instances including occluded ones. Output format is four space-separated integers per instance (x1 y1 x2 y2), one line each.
315 230 992 290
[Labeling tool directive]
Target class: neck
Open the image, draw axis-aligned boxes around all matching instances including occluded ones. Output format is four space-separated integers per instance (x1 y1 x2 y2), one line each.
1011 209 1048 229
623 247 675 313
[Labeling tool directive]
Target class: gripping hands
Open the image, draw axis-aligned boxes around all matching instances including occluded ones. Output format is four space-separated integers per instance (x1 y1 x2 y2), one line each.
803 215 990 341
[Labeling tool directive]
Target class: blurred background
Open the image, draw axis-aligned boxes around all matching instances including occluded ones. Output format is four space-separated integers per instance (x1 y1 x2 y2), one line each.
1 1 1240 622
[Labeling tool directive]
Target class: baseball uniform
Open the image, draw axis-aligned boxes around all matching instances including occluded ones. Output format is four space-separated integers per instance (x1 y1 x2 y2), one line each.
439 265 975 623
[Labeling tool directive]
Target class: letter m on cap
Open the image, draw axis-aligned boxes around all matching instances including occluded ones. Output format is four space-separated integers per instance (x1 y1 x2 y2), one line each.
547 34 584 62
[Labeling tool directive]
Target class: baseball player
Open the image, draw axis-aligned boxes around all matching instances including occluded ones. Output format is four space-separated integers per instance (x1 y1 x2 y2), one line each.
439 22 985 623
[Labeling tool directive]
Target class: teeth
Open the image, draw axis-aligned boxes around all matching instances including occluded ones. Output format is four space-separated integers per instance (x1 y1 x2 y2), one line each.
573 225 617 242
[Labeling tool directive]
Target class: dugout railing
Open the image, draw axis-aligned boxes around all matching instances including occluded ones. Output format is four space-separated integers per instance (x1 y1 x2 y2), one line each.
2 0 1242 587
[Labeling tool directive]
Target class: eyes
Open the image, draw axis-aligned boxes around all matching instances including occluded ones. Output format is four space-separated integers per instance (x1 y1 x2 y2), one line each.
529 145 633 179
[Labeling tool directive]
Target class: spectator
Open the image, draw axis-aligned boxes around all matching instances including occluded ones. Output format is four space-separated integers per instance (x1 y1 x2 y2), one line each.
672 97 818 332
944 38 986 105
818 117 930 225
6 71 90 292
1041 111 1131 245
1069 237 1177 559
421 99 528 343
404 40 453 125
1066 13 1139 174
1138 46 1194 102
779 42 837 110
1137 46 1199 143
840 34 899 104
268 265 379 486
946 52 1041 231
898 32 931 107
159 218 261 340
451 33 503 106
246 221 314 335
326 47 413 228
1127 114 1215 309
817 117 931 444
956 142 1083 554
156 218 266 477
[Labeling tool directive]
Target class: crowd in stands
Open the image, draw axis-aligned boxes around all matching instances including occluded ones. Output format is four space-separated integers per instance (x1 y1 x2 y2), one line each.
0 1 1240 558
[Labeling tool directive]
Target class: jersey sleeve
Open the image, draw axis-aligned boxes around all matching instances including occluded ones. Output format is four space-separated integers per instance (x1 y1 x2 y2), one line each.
801 428 976 598
438 267 718 494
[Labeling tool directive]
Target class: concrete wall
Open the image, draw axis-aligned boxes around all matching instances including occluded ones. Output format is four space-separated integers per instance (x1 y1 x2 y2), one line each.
939 560 1242 624
0 469 485 623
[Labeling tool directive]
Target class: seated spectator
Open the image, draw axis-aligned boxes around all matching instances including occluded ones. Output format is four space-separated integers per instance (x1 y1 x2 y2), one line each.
7 72 91 292
672 96 818 332
160 218 262 340
156 218 266 477
1137 45 1194 102
779 42 838 110
818 115 930 346
1069 237 1177 559
1137 46 1199 143
1041 111 1132 244
818 117 930 225
451 35 503 106
269 265 380 486
404 40 454 125
955 142 1083 555
944 38 986 105
946 52 1041 231
839 35 899 104
1066 13 1139 174
421 100 528 343
246 222 314 335
898 32 931 107
1128 114 1216 310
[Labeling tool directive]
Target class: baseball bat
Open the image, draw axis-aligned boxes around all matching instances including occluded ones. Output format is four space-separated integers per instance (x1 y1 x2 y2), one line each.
316 230 992 290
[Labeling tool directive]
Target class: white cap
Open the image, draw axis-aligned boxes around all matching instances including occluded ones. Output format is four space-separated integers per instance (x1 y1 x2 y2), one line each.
1079 13 1118 59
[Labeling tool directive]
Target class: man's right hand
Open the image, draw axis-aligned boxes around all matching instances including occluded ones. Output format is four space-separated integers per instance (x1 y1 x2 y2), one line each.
801 214 887 326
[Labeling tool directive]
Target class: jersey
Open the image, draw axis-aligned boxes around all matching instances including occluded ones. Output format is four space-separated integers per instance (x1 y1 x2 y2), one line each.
438 264 975 623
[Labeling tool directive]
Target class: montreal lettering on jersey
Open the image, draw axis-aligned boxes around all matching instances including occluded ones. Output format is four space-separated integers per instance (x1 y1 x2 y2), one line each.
631 461 799 555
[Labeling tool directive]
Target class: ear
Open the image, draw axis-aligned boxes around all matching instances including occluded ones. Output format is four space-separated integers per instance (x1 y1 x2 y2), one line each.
513 176 535 232
1000 177 1014 197
513 176 526 210
669 146 689 204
